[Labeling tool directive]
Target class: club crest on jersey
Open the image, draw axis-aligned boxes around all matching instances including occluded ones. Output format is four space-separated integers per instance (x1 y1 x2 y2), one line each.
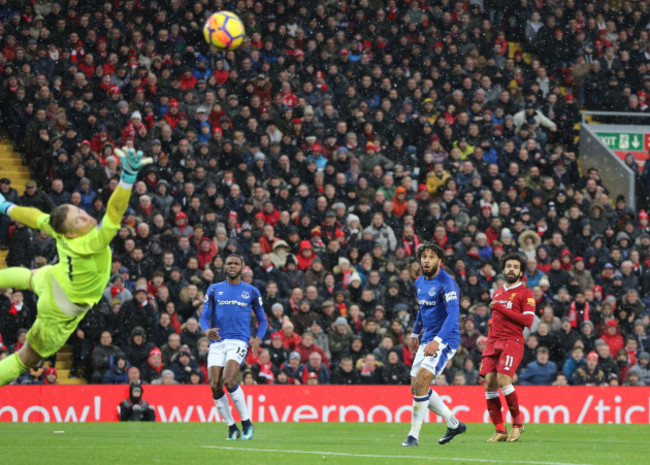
428 287 436 296
241 291 250 299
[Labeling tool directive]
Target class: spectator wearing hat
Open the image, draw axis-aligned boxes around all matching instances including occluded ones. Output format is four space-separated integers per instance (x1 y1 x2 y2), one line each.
169 345 202 384
629 352 650 385
19 180 55 213
122 326 155 369
572 351 607 386
328 316 353 364
268 332 290 369
102 353 131 384
280 351 304 385
116 284 156 345
595 339 619 382
119 384 156 421
601 319 625 356
103 274 133 307
140 347 164 383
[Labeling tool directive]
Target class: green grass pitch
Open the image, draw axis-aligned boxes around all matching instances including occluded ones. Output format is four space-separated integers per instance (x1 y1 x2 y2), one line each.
0 423 646 465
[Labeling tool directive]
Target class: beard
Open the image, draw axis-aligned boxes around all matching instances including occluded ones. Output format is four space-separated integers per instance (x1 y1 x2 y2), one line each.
505 272 521 284
424 263 440 279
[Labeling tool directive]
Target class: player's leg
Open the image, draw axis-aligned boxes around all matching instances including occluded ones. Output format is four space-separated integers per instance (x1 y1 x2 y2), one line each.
424 345 465 445
498 341 525 442
222 342 253 439
208 344 240 440
0 267 33 291
0 340 42 385
481 344 508 442
0 269 42 385
402 367 435 446
483 371 507 441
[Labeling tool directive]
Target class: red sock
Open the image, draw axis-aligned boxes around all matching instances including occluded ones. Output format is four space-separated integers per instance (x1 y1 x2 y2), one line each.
486 395 505 432
505 391 522 427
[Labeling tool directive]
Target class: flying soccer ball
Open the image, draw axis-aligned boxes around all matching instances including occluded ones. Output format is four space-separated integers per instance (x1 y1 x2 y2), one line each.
203 11 245 51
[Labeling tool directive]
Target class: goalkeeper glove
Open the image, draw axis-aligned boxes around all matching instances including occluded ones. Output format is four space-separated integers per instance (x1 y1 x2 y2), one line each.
0 192 15 216
114 147 153 184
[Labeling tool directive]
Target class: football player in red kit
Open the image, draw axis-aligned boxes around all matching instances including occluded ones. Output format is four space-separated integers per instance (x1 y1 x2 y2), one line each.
481 253 535 442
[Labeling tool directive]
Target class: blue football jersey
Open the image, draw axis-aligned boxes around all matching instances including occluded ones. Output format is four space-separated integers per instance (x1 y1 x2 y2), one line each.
412 269 461 348
200 281 268 344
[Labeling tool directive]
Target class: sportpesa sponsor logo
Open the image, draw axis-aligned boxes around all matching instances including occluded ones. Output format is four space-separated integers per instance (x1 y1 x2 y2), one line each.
418 300 437 306
217 300 249 307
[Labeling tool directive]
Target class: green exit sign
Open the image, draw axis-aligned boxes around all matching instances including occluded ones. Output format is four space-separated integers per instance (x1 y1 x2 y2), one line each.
596 132 647 151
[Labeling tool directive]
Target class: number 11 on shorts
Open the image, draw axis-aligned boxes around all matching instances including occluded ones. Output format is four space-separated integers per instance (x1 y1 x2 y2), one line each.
504 355 514 371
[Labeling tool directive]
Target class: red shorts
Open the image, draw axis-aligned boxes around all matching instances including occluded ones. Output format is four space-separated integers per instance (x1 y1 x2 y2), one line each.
480 339 524 376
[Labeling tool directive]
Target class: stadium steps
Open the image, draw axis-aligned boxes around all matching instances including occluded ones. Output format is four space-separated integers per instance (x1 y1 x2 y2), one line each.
55 344 88 385
0 138 85 385
0 140 32 270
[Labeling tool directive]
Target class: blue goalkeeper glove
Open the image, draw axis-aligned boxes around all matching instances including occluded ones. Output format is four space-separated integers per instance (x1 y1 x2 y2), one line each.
114 147 153 184
0 192 15 216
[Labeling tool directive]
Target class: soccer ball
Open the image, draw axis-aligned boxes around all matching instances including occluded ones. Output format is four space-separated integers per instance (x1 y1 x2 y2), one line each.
203 11 245 51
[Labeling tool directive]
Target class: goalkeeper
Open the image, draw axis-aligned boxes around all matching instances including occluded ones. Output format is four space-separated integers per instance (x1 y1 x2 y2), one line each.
0 148 151 385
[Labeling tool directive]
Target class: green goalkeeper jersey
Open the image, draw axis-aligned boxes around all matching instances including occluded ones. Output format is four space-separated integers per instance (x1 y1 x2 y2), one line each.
10 185 132 307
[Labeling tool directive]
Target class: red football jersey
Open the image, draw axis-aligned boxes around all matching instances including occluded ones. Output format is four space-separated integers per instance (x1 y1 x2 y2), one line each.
489 282 535 341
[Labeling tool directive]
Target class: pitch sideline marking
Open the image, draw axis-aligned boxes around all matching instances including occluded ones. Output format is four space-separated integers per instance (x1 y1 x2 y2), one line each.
200 445 592 465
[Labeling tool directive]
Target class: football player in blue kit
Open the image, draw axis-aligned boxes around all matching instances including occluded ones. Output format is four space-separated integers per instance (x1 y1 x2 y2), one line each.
402 242 467 447
200 254 268 440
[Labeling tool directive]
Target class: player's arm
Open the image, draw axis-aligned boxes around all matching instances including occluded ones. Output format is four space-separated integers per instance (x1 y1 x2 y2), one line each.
250 288 268 357
491 290 535 328
105 147 153 226
434 281 461 344
0 195 55 235
411 309 423 338
199 286 219 341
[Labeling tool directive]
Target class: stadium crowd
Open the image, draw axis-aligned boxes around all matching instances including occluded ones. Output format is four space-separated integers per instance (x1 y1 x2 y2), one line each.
1 0 650 388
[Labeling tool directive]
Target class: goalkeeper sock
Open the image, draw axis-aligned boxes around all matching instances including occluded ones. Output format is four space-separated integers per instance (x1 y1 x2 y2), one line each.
227 384 251 422
0 267 32 290
408 390 431 440
427 388 459 428
486 391 505 432
502 384 523 427
0 353 28 386
214 393 235 426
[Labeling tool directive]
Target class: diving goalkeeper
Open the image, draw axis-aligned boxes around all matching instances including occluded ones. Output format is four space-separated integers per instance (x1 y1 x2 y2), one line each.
0 148 151 386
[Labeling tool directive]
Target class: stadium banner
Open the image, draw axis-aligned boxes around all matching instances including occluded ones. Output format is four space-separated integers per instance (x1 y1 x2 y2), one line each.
1 385 649 424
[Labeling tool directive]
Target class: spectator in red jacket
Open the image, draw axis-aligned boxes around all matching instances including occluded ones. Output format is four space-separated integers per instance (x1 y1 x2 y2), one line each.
601 319 625 357
296 332 330 368
272 318 302 352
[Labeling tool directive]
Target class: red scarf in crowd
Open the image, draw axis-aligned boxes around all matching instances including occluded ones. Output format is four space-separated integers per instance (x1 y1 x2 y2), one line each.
8 302 22 316
403 236 421 256
568 301 590 328
257 362 275 384
110 286 124 298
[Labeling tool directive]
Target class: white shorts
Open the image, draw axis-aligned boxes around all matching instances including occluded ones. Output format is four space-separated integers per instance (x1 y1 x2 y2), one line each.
207 339 249 368
410 342 457 378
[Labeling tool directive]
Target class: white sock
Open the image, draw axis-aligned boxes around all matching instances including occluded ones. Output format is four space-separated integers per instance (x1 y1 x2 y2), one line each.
214 393 235 426
228 384 250 422
427 388 459 428
408 392 430 440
